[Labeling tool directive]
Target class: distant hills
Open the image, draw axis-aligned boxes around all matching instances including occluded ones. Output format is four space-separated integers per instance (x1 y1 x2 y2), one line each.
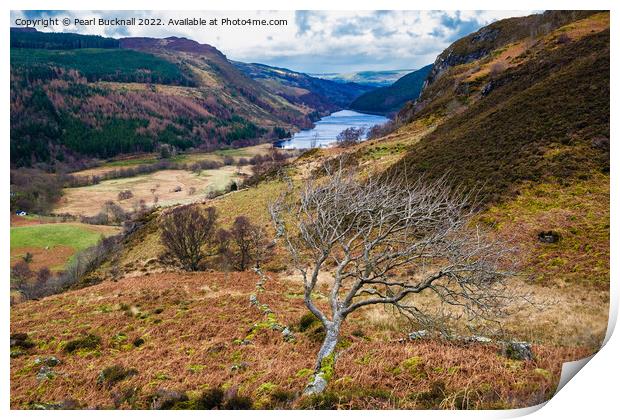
310 69 416 87
233 61 372 115
349 64 432 115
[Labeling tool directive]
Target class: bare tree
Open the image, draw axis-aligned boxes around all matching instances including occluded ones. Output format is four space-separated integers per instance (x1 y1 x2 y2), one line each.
309 132 319 149
222 216 270 271
336 127 365 147
160 205 219 271
270 164 518 395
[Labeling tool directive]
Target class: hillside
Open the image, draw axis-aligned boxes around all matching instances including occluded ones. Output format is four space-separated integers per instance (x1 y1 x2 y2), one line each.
233 61 372 115
10 28 119 49
349 64 432 115
11 267 597 409
10 31 362 169
348 11 609 290
392 11 609 203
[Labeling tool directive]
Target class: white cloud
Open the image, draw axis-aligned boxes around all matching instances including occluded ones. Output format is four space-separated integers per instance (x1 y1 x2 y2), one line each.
11 10 536 73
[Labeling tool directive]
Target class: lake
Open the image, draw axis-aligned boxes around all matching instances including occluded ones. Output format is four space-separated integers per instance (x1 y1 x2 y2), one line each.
275 110 389 149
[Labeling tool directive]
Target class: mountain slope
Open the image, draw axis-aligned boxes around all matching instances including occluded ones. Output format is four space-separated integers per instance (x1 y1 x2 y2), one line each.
9 12 610 410
11 269 588 409
349 64 432 115
233 61 372 115
365 11 610 291
390 11 609 203
118 36 318 128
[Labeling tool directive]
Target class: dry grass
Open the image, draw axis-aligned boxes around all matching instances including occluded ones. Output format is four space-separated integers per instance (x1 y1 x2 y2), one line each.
71 143 280 178
282 270 608 350
208 180 284 228
11 246 76 273
465 41 527 82
546 12 610 44
10 271 591 409
55 167 248 217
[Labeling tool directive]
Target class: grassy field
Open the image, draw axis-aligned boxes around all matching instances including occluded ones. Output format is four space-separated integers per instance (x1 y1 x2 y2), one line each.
58 142 297 218
56 166 249 217
70 144 280 185
482 174 610 289
10 222 120 272
102 157 159 168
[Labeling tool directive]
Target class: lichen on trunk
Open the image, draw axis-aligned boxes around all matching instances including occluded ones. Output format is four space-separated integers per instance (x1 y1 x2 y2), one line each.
304 321 340 395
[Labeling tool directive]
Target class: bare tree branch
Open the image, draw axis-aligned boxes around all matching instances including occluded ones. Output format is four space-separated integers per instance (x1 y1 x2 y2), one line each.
270 158 522 394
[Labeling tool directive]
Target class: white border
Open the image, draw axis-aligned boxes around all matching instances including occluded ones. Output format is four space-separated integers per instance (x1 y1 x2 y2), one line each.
2 1 617 419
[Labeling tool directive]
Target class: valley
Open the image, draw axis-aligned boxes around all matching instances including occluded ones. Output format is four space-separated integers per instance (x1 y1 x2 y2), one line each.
8 10 610 411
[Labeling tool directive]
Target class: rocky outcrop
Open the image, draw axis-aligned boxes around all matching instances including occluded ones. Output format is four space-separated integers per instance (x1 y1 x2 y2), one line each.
420 11 599 97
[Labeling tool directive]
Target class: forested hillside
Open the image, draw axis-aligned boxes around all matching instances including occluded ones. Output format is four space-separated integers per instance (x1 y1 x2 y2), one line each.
10 31 364 169
10 28 119 49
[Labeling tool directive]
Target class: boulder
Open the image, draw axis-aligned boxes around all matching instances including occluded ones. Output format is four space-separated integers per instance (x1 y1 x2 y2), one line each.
10 332 34 349
408 330 429 340
230 362 249 372
502 341 533 361
467 335 492 343
538 231 560 243
34 356 61 367
481 81 494 96
150 389 188 410
30 399 80 410
282 327 295 342
36 366 56 381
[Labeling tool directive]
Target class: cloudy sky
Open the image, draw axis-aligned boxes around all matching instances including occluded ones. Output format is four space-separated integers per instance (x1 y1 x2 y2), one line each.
11 10 535 73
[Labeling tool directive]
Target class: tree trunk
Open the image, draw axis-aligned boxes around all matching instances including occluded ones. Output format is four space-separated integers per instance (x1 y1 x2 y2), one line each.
303 319 342 395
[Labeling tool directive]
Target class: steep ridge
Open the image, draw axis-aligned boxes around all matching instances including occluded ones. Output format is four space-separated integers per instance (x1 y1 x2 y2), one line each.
391 11 609 203
421 10 600 89
375 11 609 289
